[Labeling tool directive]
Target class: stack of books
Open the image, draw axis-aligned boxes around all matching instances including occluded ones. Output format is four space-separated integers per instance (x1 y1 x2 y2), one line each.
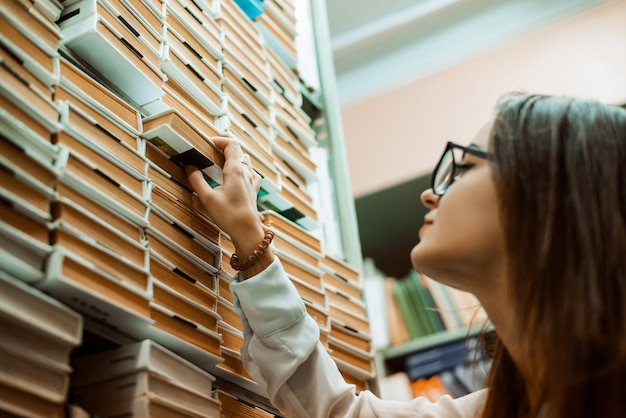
1 0 377 407
320 255 374 392
71 339 222 417
256 0 298 61
0 271 83 418
217 390 276 417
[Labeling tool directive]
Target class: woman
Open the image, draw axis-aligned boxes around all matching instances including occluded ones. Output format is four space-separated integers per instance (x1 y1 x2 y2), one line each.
187 93 626 417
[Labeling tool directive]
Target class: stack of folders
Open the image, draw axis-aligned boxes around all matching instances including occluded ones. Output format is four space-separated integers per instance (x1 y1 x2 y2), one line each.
71 340 222 417
321 255 375 393
256 0 298 61
0 271 83 418
217 390 276 417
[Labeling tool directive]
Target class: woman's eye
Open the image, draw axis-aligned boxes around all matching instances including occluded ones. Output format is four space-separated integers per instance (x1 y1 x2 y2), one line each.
454 162 475 177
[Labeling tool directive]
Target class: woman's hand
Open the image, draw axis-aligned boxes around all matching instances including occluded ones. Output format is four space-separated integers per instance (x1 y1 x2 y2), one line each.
186 137 269 265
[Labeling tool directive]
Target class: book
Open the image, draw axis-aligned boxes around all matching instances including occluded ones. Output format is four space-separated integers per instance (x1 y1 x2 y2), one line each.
384 276 410 347
56 181 143 242
40 247 152 332
149 183 220 246
159 42 224 117
217 390 275 418
327 302 371 336
0 345 71 403
52 198 147 266
52 222 149 291
142 110 225 185
147 231 217 289
71 339 217 393
320 254 362 287
217 299 243 331
0 380 64 418
0 220 51 282
58 0 166 106
0 194 50 243
328 336 375 375
289 275 327 308
58 101 145 175
0 0 62 55
277 249 324 290
72 369 222 416
271 229 321 272
148 302 223 357
0 54 59 132
150 252 218 311
0 269 83 356
0 16 58 88
152 279 220 333
58 56 142 134
80 393 219 418
58 154 149 225
330 319 372 353
165 0 223 60
0 37 51 100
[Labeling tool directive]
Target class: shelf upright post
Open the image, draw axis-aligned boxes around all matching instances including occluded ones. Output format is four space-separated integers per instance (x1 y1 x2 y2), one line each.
307 0 363 271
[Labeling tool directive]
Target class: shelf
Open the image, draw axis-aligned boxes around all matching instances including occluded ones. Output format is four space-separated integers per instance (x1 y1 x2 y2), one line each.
381 324 487 361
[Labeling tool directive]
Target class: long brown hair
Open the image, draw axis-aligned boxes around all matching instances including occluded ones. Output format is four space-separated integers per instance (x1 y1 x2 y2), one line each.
481 93 626 418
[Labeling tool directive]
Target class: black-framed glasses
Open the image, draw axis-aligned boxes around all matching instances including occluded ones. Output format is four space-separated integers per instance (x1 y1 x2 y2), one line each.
431 141 490 196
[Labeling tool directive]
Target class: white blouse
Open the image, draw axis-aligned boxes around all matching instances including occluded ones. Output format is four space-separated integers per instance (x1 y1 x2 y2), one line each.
230 257 487 418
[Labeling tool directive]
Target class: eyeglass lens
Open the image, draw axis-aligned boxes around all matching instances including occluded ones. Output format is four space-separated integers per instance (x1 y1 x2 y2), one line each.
433 149 454 195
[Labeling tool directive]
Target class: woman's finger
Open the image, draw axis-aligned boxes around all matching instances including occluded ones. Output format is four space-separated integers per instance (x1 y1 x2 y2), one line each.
186 166 213 200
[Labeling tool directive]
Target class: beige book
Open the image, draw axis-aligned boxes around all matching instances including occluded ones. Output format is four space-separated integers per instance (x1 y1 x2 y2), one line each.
269 232 320 271
55 130 144 196
72 370 221 416
0 381 64 418
0 198 49 242
289 275 326 308
217 390 276 418
1 0 62 53
166 0 222 57
53 85 139 147
56 182 142 242
321 254 362 287
262 210 322 252
0 14 56 78
0 270 82 348
71 339 216 393
326 286 367 318
0 95 51 141
322 272 362 300
59 57 141 132
152 279 220 333
0 59 59 130
150 184 220 245
40 248 151 333
149 303 222 357
0 133 57 189
142 110 225 178
339 369 368 393
61 102 146 174
217 299 242 331
0 41 51 99
61 153 148 219
279 250 323 290
151 253 217 311
0 162 52 216
330 320 372 353
52 224 149 291
217 348 253 382
328 303 371 336
148 206 218 262
328 337 374 375
217 273 234 304
52 199 146 265
147 232 217 289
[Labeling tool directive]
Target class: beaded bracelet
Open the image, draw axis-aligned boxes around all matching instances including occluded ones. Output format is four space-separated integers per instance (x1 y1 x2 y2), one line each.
230 229 275 271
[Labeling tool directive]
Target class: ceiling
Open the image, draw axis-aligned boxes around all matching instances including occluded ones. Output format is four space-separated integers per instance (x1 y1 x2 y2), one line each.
325 0 611 106
322 0 611 277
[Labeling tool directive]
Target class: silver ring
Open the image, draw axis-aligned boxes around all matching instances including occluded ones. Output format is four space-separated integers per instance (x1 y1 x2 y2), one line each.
240 157 248 165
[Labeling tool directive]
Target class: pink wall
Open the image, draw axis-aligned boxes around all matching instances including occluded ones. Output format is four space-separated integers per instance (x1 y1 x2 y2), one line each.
342 0 626 198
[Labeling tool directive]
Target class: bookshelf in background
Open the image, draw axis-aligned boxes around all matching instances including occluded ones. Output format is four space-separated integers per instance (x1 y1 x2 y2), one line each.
0 0 367 416
365 262 492 401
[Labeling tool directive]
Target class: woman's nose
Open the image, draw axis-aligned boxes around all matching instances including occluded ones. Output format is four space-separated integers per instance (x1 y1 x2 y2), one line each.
420 188 440 209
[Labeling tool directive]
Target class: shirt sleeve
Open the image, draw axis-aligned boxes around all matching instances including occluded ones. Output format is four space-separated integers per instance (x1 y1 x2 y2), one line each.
230 257 487 418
